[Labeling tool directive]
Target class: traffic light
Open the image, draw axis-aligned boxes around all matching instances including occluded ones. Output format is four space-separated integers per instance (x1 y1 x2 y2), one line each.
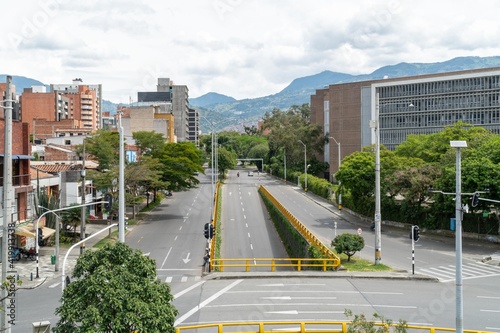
412 225 420 242
38 228 44 246
204 223 214 239
104 193 113 211
471 192 480 207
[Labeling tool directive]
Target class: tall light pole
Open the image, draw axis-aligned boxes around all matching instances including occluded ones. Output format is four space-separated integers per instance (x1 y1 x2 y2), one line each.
80 138 86 254
451 140 467 333
38 206 61 271
370 92 382 264
118 111 125 243
298 140 307 191
329 136 342 210
283 148 287 182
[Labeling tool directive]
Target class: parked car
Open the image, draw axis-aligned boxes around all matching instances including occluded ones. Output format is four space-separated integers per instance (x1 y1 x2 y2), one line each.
248 171 254 176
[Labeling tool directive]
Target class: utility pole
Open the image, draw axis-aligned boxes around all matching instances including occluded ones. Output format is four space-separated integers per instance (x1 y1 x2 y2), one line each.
2 75 14 333
118 111 125 242
80 139 86 254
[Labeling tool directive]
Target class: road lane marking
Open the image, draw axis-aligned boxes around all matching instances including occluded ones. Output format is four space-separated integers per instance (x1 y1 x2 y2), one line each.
477 296 500 299
165 277 173 283
160 247 173 269
481 309 500 313
174 279 243 326
206 303 416 309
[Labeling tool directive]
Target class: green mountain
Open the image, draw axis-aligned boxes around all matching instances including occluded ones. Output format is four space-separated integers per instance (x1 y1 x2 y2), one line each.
5 55 500 133
195 56 500 132
0 75 46 94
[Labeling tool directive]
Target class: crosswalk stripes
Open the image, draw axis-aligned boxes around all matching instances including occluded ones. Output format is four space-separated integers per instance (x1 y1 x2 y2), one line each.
417 261 500 282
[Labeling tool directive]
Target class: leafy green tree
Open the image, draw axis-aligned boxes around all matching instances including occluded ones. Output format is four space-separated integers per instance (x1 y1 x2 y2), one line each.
60 203 87 237
133 131 166 158
344 309 408 333
331 233 365 261
79 130 120 171
159 142 204 191
35 189 59 229
216 147 238 178
53 242 178 333
261 104 323 171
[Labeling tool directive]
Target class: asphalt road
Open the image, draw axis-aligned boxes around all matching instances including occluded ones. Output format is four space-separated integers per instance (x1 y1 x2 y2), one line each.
221 169 288 269
172 275 500 331
11 170 500 332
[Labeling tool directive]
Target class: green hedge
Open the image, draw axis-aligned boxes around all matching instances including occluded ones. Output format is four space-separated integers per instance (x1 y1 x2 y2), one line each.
258 188 309 258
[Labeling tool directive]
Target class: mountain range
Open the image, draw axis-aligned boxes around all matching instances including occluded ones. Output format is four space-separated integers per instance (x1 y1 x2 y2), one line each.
3 56 500 132
190 56 500 132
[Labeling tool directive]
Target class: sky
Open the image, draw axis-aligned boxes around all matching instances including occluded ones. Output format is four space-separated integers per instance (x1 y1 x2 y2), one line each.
2 0 500 103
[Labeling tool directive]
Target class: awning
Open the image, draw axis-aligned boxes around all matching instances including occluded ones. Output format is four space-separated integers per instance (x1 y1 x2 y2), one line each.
14 226 35 238
14 226 56 239
0 154 35 160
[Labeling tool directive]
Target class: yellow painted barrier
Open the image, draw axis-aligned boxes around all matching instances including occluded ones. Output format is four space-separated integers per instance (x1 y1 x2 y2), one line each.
211 258 338 272
176 321 494 333
259 185 341 268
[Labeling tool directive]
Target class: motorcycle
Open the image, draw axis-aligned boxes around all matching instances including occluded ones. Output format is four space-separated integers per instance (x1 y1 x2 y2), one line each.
12 247 37 261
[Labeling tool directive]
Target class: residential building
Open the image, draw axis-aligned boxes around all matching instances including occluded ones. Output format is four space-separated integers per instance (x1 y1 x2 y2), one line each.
138 78 192 143
120 104 176 144
51 78 103 129
20 81 97 141
188 107 199 146
1 82 36 252
311 67 500 180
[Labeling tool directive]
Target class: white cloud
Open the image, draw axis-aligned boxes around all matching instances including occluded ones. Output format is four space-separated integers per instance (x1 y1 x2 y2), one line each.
1 0 500 103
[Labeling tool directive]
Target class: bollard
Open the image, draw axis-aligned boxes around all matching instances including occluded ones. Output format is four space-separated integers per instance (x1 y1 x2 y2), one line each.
30 272 33 281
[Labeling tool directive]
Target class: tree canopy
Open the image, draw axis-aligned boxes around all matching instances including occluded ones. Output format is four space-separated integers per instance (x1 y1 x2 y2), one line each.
54 242 178 333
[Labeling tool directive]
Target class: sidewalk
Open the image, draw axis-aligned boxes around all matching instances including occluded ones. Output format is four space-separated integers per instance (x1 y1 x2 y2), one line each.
13 223 120 289
14 203 146 290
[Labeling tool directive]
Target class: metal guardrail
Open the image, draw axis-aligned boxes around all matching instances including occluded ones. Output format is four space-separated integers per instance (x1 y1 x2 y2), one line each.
259 185 341 268
211 258 338 272
176 321 494 333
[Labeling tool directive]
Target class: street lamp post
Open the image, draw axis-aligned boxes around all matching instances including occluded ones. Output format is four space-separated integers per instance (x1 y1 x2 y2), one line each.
80 138 87 254
329 136 342 210
370 92 382 264
298 140 307 191
37 206 61 271
35 201 108 279
118 111 125 243
451 140 467 333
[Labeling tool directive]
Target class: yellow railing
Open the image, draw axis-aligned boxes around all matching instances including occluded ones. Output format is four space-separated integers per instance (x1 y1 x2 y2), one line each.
211 258 338 272
210 181 220 266
259 185 341 268
176 321 494 333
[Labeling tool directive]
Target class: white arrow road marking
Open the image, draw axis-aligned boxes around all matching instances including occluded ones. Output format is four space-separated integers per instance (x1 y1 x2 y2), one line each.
182 252 191 264
266 310 344 315
258 283 325 287
261 296 337 300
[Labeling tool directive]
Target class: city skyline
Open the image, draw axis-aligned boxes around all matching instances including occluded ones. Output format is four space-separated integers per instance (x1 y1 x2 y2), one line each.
2 0 500 103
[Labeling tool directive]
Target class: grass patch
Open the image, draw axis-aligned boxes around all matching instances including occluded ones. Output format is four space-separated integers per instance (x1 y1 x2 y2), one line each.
337 253 392 271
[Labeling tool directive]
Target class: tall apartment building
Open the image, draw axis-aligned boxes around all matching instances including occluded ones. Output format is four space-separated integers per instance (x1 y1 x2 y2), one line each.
51 78 103 129
188 107 199 146
138 78 192 143
21 81 98 141
311 67 500 179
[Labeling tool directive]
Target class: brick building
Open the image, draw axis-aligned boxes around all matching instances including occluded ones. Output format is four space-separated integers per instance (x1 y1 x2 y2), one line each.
0 85 33 223
311 67 500 180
